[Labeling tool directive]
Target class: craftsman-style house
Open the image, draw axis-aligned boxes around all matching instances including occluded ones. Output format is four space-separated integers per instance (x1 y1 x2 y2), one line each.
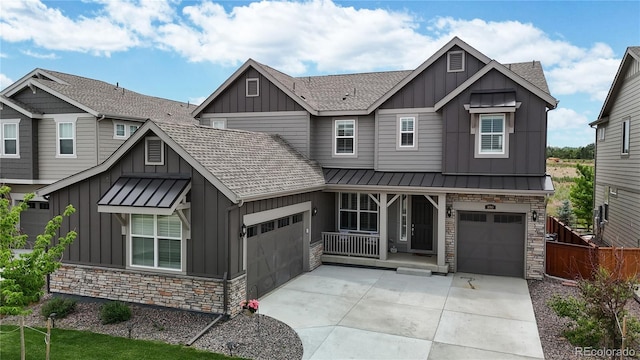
38 37 557 315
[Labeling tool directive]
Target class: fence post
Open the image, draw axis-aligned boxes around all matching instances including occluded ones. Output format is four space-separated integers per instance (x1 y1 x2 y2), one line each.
46 317 52 360
20 316 25 360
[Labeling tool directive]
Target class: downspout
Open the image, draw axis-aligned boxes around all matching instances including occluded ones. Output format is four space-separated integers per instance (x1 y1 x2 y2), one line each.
96 115 105 164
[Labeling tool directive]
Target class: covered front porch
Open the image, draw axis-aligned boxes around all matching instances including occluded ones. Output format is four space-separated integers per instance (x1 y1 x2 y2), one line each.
320 192 449 273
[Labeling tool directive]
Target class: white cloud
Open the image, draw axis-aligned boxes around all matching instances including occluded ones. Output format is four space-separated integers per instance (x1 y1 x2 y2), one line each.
188 96 207 105
0 73 14 90
548 107 590 131
0 53 7 58
21 49 59 59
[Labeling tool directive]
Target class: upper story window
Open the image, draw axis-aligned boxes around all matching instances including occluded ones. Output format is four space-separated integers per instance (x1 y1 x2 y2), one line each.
479 114 505 154
334 119 356 156
211 119 226 129
114 122 140 139
339 193 379 232
397 115 417 149
145 137 164 165
598 126 606 141
56 120 76 157
447 50 465 72
130 213 183 271
1 120 20 158
622 118 630 155
246 78 259 97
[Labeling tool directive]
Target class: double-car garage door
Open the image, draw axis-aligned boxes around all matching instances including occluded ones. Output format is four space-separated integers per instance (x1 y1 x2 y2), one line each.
457 211 525 277
246 213 304 298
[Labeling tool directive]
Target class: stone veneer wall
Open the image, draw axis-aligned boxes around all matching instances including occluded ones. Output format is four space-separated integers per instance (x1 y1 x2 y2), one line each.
445 194 546 280
50 264 247 317
309 241 323 270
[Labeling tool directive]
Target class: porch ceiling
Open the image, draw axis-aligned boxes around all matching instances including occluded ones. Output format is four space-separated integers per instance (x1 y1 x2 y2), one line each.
323 168 553 194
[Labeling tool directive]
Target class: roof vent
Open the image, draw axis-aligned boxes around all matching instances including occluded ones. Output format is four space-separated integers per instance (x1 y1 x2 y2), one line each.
447 51 465 72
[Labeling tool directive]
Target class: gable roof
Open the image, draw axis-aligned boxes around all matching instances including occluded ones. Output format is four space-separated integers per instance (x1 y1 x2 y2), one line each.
591 46 640 125
193 37 555 117
38 121 326 203
1 69 197 124
434 60 558 111
0 96 44 118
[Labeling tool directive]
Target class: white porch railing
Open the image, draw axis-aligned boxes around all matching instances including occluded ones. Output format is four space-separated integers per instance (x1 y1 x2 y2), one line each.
322 232 380 258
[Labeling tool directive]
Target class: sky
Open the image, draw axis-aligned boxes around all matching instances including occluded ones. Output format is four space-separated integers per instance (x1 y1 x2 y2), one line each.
1 1 639 147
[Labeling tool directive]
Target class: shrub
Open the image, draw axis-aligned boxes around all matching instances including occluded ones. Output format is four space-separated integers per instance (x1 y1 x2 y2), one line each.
100 301 131 324
40 298 77 319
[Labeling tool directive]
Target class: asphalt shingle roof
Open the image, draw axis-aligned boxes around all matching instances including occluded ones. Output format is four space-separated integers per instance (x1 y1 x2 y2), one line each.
629 46 640 58
31 69 197 124
155 122 326 199
254 59 550 112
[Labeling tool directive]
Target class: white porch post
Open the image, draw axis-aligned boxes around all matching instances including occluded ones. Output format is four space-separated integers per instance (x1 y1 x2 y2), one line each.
379 192 388 260
437 194 446 267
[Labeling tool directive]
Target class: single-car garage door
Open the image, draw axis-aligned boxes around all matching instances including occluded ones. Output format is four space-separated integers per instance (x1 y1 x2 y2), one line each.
246 213 304 298
20 201 50 246
457 211 525 277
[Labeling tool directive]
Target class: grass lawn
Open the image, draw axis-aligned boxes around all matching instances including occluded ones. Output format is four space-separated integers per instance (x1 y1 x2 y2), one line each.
0 325 242 360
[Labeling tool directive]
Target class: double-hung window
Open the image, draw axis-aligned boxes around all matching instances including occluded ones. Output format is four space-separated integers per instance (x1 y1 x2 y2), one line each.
398 116 416 148
1 120 19 157
339 193 379 232
622 118 630 155
131 213 183 271
334 119 355 155
57 122 75 156
479 114 505 154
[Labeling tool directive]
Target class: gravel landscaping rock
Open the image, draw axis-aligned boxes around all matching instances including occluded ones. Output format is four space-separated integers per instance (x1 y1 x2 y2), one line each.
529 276 640 360
2 294 303 360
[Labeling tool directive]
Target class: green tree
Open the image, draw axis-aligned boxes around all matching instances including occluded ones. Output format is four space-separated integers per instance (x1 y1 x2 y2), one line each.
569 164 594 231
0 186 77 315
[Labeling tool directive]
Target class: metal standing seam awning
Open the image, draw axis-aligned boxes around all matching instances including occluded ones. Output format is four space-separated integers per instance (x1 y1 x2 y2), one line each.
97 176 191 215
465 89 520 113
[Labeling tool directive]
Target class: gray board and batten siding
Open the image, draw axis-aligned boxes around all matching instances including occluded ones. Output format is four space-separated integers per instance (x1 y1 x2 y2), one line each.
14 87 84 114
0 105 37 180
380 45 487 109
441 69 548 176
376 111 442 172
202 112 311 157
594 57 640 248
201 67 305 114
310 114 375 169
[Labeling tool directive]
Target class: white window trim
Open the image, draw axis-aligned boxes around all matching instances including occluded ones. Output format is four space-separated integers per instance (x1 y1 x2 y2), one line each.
399 194 408 242
333 118 357 157
338 193 379 233
246 78 259 97
55 117 77 158
211 119 226 129
128 213 186 273
113 122 140 139
397 115 418 150
1 119 20 158
622 118 630 155
145 136 165 165
471 113 513 159
447 50 465 72
598 126 606 141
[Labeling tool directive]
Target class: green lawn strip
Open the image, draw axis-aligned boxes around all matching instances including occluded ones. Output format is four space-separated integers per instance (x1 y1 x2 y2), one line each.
0 325 243 360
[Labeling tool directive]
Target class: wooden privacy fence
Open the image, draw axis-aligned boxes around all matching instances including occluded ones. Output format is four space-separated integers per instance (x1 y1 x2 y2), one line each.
545 216 591 246
546 217 640 280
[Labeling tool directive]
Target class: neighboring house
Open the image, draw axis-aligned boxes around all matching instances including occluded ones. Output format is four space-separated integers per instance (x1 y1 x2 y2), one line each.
0 69 196 241
589 46 640 248
39 37 557 316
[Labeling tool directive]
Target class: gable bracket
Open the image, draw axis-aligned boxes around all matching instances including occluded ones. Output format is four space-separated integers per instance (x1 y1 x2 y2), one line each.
28 83 36 94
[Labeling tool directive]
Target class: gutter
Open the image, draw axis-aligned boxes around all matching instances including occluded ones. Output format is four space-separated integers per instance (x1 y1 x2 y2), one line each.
238 184 326 203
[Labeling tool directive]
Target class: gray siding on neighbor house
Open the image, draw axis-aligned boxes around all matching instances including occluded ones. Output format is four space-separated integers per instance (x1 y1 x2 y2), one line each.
594 68 640 248
218 113 310 157
380 46 486 109
441 69 547 176
38 116 98 181
97 119 139 163
49 134 236 278
202 67 305 113
14 87 84 114
310 114 375 168
0 107 37 180
376 111 442 171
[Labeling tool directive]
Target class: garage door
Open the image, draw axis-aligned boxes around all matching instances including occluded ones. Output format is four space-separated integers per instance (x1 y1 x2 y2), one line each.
20 201 50 246
457 212 525 277
246 213 304 298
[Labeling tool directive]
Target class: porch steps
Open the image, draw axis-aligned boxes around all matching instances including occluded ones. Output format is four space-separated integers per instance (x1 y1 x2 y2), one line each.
397 267 432 277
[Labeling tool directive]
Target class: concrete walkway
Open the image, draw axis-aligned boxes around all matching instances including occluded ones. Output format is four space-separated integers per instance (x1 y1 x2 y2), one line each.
260 265 543 360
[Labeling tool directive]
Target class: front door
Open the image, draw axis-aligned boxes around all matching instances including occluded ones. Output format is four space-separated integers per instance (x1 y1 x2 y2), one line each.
411 196 434 252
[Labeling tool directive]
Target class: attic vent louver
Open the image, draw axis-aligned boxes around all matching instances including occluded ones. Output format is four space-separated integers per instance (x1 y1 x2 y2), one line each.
145 137 164 165
246 78 259 97
447 51 465 72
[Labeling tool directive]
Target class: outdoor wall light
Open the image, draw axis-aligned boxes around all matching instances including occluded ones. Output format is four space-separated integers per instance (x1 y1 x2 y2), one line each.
312 207 318 216
532 210 538 222
240 224 247 238
446 206 452 218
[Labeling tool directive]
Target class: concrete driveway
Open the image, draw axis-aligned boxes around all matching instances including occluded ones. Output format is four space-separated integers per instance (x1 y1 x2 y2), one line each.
260 265 543 360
